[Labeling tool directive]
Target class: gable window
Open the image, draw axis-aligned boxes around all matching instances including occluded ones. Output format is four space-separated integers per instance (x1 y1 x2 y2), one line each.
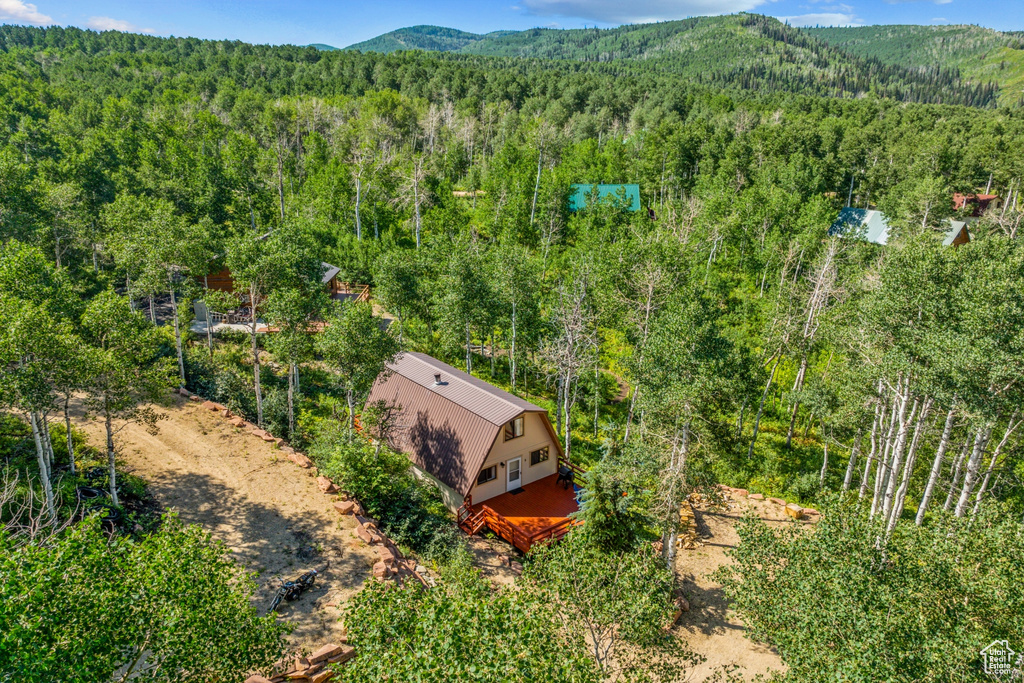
530 446 549 467
477 465 497 486
504 416 524 441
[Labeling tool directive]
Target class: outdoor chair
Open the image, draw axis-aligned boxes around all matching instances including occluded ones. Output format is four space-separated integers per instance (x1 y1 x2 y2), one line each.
557 466 574 490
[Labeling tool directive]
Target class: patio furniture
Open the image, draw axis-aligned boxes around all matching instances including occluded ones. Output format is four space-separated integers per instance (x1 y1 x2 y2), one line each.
556 466 574 490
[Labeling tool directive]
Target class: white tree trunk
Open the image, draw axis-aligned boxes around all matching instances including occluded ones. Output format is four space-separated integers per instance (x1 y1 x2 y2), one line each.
971 412 1021 518
944 439 970 511
882 392 917 520
29 412 54 515
871 383 901 517
916 404 956 525
105 408 119 507
170 286 185 387
860 393 884 499
842 430 862 491
251 292 263 427
747 355 781 460
510 300 517 391
886 397 931 533
354 175 362 240
955 424 993 517
64 397 76 475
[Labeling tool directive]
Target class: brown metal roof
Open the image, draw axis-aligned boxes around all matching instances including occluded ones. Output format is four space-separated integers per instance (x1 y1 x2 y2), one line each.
365 352 551 496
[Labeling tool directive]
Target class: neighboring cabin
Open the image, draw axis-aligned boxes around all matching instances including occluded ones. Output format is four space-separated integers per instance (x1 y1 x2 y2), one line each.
365 352 578 552
829 208 973 248
205 262 350 298
953 193 1000 218
829 207 892 245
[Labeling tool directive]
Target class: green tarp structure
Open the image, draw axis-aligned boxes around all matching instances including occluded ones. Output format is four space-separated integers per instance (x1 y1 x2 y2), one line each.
569 184 641 212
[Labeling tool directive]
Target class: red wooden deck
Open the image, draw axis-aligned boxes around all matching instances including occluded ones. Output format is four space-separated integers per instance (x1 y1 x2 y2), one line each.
458 473 580 552
483 474 579 536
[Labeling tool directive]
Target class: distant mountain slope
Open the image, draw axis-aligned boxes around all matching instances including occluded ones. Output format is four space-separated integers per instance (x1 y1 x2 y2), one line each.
308 43 338 51
344 25 486 53
805 25 1024 106
344 15 999 107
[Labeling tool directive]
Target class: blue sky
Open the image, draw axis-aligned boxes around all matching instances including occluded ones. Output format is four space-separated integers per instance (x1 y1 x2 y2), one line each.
0 0 1019 48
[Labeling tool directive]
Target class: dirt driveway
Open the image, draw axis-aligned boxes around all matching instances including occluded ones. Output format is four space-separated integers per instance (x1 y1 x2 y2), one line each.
70 393 379 653
673 496 806 681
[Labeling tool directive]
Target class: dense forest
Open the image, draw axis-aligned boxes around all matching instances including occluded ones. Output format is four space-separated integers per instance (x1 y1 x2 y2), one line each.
1 20 1023 682
344 15 1001 107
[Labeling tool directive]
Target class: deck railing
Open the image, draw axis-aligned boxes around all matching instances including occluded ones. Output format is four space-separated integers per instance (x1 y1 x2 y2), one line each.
457 486 583 554
335 282 371 303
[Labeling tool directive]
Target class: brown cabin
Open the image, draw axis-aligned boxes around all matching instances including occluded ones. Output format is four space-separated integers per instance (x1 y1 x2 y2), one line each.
365 352 581 552
205 262 369 303
953 193 1000 218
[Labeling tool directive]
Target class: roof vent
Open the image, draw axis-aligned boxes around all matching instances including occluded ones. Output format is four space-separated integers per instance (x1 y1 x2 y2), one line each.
434 373 442 385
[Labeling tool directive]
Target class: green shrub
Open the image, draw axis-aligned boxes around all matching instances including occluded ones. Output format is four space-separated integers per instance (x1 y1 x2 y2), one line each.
310 428 466 564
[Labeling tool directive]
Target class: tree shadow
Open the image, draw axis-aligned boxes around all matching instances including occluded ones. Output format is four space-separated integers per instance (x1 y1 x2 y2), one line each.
405 410 469 493
139 469 370 646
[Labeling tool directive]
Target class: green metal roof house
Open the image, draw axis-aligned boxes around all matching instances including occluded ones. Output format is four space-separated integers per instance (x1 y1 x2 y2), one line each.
829 207 891 245
569 184 641 212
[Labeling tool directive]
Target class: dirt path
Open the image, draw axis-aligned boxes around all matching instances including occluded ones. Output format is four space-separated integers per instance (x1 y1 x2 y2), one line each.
673 495 806 681
70 394 379 653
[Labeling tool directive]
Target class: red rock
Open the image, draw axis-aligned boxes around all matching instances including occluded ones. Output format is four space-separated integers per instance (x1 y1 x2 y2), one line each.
310 671 335 683
732 488 749 497
317 476 339 494
189 394 201 402
378 545 398 563
229 416 246 427
373 561 391 578
201 400 218 411
769 497 786 506
280 445 296 454
177 387 191 397
251 428 270 439
334 500 356 515
354 515 378 527
355 525 374 544
803 508 820 516
326 645 355 664
244 677 273 683
293 454 313 469
261 432 277 442
749 493 765 500
275 438 287 447
221 408 233 418
309 643 344 664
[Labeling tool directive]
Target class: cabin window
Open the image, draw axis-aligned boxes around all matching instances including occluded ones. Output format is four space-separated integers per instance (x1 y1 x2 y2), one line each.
477 465 498 486
530 446 549 467
504 416 524 441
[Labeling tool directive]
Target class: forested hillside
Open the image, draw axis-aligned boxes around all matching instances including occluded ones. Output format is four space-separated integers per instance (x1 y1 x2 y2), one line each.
807 24 1024 106
2 21 1023 682
344 25 492 53
343 15 999 107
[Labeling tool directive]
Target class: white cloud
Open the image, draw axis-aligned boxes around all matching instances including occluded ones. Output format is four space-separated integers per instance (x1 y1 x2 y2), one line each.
0 0 52 25
931 16 948 21
779 12 863 26
520 0 766 24
86 16 154 33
